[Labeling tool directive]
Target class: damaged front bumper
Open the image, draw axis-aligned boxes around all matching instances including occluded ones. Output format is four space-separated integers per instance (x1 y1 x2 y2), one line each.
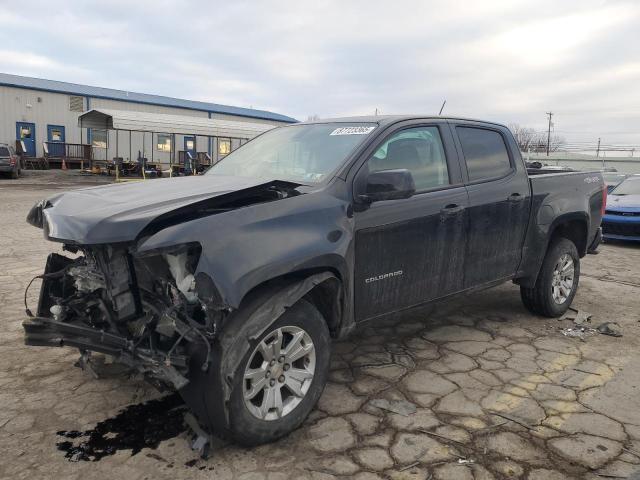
23 316 190 389
23 242 225 392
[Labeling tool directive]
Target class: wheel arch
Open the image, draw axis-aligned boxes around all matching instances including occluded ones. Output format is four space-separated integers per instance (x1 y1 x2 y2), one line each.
517 212 588 288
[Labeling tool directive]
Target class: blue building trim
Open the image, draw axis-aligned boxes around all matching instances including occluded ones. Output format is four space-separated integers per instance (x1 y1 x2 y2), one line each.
0 73 297 123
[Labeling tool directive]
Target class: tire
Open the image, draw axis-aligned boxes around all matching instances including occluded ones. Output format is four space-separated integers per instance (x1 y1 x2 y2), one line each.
224 298 331 446
520 237 580 317
10 168 18 179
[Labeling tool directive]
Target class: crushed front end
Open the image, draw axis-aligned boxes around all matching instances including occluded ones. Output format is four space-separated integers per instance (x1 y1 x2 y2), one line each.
23 241 224 391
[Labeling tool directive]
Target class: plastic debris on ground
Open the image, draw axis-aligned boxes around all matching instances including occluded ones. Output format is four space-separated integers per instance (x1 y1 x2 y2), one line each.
560 307 593 325
561 326 597 340
597 321 623 337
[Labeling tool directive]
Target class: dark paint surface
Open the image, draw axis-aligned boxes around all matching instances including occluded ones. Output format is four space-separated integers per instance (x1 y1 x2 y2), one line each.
31 115 604 332
56 394 186 462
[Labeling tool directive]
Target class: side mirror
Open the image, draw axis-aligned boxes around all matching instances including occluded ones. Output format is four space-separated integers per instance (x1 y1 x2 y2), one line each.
358 169 416 203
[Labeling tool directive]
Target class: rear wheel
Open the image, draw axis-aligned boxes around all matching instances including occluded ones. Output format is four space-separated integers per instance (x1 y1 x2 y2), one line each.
225 299 330 446
520 238 580 317
10 168 18 179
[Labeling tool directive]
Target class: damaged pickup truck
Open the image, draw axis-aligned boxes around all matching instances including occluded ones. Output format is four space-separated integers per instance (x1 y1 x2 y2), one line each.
24 116 605 446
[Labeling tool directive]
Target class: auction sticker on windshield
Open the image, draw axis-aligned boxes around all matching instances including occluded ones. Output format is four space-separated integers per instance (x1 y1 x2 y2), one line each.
330 126 376 136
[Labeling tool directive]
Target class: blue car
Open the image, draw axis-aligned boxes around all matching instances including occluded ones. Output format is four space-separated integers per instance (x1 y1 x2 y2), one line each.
603 175 640 242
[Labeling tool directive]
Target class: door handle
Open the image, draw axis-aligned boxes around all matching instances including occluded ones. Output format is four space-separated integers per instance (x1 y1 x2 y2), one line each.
440 204 465 216
508 193 525 202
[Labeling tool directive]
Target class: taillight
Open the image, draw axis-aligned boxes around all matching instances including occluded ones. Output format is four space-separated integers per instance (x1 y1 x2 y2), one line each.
9 156 16 166
601 184 607 216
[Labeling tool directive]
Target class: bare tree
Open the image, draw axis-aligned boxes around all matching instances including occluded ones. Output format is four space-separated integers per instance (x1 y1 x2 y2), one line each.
306 114 320 121
508 124 537 151
508 123 565 153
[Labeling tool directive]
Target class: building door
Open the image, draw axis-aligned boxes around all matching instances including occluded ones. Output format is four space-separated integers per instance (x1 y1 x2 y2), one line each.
16 122 36 157
184 136 196 174
47 125 66 157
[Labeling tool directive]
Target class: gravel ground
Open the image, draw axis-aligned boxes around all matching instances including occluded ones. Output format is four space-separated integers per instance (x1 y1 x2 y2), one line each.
1 170 640 480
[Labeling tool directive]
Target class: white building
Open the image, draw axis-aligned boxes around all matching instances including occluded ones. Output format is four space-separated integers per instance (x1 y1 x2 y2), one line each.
0 72 296 166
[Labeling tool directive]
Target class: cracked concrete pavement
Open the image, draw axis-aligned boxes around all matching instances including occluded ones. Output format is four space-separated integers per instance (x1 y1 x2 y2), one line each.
2 171 640 480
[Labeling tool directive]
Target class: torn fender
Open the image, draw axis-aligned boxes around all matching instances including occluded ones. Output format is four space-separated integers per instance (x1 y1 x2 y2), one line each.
183 272 340 431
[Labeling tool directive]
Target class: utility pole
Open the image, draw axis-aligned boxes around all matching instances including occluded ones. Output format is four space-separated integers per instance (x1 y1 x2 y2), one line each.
545 111 553 157
596 137 601 158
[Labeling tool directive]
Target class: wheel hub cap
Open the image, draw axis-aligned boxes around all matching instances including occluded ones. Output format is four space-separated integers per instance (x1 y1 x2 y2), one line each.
243 325 316 421
551 253 575 304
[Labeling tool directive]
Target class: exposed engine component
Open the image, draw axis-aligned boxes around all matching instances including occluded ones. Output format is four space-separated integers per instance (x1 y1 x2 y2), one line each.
24 241 220 391
68 263 105 293
164 252 197 303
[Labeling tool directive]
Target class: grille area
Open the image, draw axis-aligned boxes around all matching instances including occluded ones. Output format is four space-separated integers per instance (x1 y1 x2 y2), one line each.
603 221 640 237
605 210 640 217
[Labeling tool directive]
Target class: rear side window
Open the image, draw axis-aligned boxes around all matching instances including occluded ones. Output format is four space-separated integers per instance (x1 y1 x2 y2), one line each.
457 127 512 182
0 147 10 156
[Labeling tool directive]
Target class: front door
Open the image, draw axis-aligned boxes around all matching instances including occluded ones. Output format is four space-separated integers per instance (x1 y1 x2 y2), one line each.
353 124 469 322
47 125 65 157
452 124 532 287
16 122 36 157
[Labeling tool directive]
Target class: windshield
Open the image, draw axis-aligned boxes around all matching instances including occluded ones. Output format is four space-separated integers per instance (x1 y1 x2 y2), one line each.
207 123 377 183
611 177 640 195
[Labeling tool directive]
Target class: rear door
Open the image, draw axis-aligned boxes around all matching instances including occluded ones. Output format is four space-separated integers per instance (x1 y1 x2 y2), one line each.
451 122 531 287
353 121 469 321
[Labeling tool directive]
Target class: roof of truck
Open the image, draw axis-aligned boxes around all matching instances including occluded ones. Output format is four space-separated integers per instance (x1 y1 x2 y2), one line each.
298 115 509 128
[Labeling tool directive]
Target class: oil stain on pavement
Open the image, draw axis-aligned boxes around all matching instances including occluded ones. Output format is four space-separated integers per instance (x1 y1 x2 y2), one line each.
56 394 186 462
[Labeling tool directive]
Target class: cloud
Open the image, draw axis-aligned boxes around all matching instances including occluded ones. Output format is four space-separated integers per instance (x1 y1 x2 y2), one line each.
0 0 638 144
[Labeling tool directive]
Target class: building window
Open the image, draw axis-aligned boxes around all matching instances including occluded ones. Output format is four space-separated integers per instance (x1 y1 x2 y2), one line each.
69 96 84 112
157 134 172 152
218 138 231 156
91 129 108 148
50 128 63 142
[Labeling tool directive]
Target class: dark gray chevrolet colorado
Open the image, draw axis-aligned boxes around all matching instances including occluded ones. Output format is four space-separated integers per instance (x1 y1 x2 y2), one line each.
24 116 605 445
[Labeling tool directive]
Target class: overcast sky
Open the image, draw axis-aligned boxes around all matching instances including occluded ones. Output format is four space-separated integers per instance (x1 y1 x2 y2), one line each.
1 0 638 149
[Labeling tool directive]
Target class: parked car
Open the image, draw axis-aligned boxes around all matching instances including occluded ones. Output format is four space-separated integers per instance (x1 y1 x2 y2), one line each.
23 116 605 446
0 143 20 178
602 175 640 241
602 172 628 193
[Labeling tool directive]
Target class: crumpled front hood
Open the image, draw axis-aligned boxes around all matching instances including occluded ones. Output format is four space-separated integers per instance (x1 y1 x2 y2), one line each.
607 194 640 210
32 175 290 244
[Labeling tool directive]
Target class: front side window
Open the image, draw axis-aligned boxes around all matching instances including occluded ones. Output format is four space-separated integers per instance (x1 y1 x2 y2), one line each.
367 126 449 191
457 127 512 182
208 123 377 184
91 129 108 148
157 134 171 152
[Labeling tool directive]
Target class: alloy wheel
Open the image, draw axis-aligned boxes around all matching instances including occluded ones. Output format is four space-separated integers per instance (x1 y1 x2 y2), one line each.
243 325 316 421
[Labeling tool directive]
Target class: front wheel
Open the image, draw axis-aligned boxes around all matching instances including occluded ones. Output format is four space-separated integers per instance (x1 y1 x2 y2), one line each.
225 298 331 446
520 238 580 317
